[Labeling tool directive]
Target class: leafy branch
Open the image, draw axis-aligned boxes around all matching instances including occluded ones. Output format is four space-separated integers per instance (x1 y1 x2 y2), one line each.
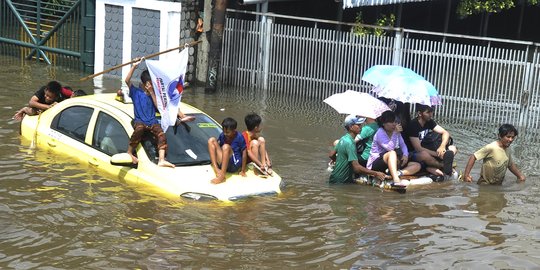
352 12 396 37
457 0 539 17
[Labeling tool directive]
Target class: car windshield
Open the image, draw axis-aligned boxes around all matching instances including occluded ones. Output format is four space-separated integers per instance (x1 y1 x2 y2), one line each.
141 113 222 166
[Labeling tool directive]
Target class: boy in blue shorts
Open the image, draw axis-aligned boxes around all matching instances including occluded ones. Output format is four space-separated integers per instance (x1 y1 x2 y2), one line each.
208 117 247 184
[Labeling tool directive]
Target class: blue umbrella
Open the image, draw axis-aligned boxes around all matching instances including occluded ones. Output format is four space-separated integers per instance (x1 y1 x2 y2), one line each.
362 65 441 106
372 76 441 106
362 65 423 86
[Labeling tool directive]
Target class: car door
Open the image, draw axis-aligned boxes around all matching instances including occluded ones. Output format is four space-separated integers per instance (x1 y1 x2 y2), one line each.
47 105 138 183
85 109 144 184
47 105 94 159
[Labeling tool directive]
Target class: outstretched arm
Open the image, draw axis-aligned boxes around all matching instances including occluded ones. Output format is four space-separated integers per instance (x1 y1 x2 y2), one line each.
433 125 450 158
410 136 439 158
28 95 54 110
125 58 142 87
328 139 338 162
328 149 337 162
352 160 387 180
462 154 477 182
177 109 195 122
508 162 526 182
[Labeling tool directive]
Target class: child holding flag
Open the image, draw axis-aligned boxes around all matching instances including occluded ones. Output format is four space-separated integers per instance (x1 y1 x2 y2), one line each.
124 58 175 168
145 46 193 130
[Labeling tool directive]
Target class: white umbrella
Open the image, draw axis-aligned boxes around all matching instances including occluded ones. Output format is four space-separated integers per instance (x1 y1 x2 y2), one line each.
323 90 391 119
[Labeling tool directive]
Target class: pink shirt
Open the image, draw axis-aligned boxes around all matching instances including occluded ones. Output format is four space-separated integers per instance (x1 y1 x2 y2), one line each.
367 127 408 169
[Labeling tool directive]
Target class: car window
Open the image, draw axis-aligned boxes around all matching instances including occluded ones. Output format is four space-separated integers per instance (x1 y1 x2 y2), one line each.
93 112 129 156
51 106 93 142
142 113 222 166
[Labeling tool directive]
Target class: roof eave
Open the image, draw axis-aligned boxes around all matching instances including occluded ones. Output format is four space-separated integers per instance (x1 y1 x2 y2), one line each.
343 0 434 9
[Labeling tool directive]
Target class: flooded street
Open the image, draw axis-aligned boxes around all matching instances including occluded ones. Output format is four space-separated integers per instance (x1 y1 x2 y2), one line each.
1 55 539 269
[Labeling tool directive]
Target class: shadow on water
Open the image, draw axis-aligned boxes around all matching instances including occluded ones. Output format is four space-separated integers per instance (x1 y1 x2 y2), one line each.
0 54 539 269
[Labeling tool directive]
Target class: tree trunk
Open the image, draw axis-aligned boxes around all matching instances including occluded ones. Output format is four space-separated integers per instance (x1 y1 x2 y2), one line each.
517 1 525 39
205 0 228 92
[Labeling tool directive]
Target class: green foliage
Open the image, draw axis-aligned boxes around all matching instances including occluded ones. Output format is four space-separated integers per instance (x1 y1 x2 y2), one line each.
457 0 539 17
352 12 396 37
374 14 395 36
352 12 370 36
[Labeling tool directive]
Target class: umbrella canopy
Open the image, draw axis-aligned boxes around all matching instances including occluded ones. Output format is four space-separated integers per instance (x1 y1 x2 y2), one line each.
362 65 423 86
362 65 441 106
343 0 433 9
371 76 441 106
323 90 391 119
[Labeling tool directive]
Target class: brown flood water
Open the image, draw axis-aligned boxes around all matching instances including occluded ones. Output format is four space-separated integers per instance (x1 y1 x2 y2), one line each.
0 55 539 269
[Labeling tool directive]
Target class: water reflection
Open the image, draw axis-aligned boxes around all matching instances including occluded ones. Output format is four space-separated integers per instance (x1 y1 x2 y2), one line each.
1 54 540 269
473 188 508 246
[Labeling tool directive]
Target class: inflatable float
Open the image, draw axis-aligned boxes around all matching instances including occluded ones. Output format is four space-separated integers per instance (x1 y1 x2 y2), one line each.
355 171 459 193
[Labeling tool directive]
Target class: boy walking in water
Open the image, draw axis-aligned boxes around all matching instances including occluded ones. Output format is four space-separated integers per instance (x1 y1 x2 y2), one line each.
463 124 526 184
242 113 273 175
125 58 174 168
208 117 247 184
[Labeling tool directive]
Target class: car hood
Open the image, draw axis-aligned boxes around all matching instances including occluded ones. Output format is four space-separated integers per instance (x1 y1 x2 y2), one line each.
135 163 283 201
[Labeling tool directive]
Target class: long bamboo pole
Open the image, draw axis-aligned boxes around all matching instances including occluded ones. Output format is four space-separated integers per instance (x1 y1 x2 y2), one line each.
80 40 202 81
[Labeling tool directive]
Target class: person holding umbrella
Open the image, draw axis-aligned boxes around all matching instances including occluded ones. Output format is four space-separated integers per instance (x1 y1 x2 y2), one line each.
361 65 452 179
329 115 387 184
405 104 457 179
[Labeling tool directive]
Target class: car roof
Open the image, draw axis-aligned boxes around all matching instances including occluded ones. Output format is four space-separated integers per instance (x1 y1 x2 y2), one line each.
75 93 207 116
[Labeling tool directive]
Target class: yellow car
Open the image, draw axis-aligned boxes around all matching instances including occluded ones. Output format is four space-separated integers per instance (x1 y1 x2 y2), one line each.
19 94 282 201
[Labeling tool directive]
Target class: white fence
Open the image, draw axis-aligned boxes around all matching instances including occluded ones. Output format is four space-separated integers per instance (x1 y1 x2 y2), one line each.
220 10 540 143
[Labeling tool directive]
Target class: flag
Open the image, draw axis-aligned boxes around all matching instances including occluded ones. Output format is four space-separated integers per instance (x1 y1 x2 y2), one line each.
146 48 189 132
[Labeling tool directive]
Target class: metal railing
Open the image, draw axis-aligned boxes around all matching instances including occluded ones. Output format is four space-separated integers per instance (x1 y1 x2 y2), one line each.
221 9 540 143
0 0 82 69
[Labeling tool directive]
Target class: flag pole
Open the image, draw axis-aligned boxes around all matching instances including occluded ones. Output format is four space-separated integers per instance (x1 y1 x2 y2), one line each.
79 40 202 81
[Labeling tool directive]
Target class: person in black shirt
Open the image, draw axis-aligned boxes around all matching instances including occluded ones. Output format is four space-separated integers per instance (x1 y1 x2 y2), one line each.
405 104 457 177
12 81 64 121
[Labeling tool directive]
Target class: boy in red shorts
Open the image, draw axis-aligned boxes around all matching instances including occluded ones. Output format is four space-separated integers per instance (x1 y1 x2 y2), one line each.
242 113 273 175
124 58 174 168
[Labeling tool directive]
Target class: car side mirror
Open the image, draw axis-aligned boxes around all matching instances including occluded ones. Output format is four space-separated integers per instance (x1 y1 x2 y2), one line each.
110 153 137 168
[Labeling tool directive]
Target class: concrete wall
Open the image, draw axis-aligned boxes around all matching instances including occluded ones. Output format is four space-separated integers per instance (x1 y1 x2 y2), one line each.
195 0 211 84
177 0 201 83
94 0 206 87
173 0 209 84
94 0 181 89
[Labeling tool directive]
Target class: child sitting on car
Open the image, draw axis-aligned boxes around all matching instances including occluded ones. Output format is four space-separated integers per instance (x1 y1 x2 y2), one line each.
242 113 273 176
208 117 247 184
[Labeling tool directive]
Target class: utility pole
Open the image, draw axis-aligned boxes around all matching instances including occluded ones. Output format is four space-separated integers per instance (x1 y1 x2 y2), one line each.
205 0 228 92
